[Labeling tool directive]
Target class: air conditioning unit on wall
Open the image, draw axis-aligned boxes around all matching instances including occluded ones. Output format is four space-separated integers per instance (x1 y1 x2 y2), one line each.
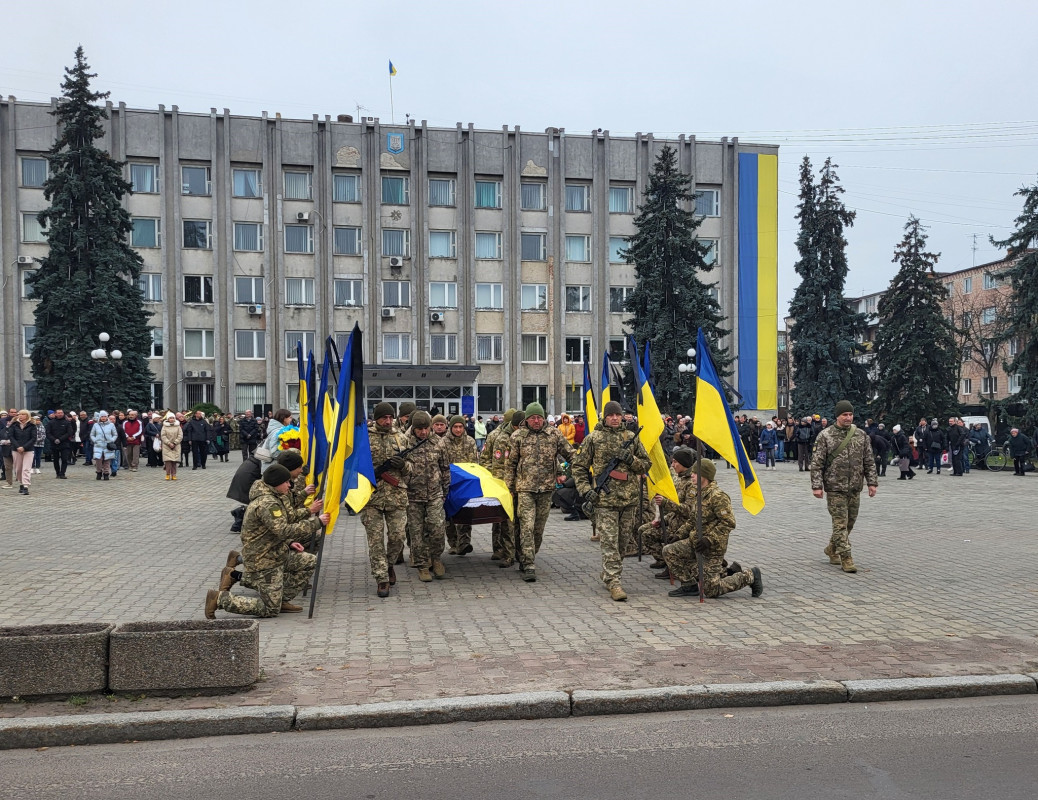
248 304 264 315
430 312 444 323
17 256 35 265
381 307 396 319
185 371 194 378
199 370 210 378
388 256 403 268
296 211 310 222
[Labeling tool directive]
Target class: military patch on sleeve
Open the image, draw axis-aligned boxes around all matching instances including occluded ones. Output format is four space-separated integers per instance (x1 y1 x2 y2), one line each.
272 509 282 517
494 450 502 459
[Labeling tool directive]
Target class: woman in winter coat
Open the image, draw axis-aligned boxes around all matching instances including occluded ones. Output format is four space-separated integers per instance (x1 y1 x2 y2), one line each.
892 424 915 480
557 413 576 445
759 421 779 470
33 414 46 472
212 415 232 462
89 411 119 480
9 410 38 494
160 412 184 480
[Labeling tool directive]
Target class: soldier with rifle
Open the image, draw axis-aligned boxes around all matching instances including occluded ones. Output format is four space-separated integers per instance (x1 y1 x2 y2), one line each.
402 411 451 582
572 401 650 602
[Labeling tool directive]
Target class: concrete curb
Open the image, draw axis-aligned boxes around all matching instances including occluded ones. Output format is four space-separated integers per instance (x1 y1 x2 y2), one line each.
572 680 846 716
2 675 1036 750
296 691 571 730
0 706 296 750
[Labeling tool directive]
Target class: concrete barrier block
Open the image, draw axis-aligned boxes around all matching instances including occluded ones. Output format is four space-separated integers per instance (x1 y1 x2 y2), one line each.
844 674 1037 703
0 623 112 698
296 691 571 730
572 680 847 716
108 620 258 692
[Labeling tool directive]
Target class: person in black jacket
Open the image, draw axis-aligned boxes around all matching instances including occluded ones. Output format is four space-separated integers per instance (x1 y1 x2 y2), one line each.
238 410 261 461
946 417 967 476
1008 428 1034 476
891 425 915 480
870 425 890 477
47 409 77 478
921 419 947 474
144 413 163 467
227 453 263 532
79 412 94 465
184 410 213 469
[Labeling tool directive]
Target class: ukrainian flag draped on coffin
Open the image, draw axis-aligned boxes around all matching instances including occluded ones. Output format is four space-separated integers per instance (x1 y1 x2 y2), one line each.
444 463 514 520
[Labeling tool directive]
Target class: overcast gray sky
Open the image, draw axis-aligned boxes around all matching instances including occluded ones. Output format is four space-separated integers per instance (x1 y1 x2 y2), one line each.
5 0 1036 311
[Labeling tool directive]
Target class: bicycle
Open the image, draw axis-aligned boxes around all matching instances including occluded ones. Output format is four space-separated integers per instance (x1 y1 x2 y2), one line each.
987 442 1010 472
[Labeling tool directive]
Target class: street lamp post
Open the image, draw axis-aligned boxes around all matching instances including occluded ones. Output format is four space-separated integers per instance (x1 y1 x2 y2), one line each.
677 347 697 410
91 331 122 411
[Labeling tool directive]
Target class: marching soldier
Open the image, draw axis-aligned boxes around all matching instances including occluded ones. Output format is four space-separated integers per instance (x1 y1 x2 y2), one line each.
394 401 416 435
443 414 478 555
480 409 524 563
363 402 412 598
404 411 452 582
572 401 650 601
431 414 449 439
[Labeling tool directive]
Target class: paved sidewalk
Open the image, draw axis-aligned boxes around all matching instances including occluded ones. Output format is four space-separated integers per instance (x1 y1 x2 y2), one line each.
2 456 1036 719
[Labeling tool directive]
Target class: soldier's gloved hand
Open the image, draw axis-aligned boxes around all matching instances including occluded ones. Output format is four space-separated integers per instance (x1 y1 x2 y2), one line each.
693 536 709 553
582 490 597 506
618 449 634 466
387 455 404 470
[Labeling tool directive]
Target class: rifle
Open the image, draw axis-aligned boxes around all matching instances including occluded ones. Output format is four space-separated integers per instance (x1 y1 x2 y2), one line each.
374 436 431 485
581 426 643 518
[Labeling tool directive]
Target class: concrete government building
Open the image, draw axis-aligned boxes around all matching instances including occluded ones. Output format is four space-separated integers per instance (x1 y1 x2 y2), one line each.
1 97 779 418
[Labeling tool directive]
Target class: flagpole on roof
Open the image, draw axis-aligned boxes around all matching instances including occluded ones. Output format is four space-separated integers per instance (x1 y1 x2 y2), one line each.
388 60 396 124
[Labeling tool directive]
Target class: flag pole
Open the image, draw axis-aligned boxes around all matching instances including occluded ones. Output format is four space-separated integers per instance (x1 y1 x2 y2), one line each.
389 73 395 124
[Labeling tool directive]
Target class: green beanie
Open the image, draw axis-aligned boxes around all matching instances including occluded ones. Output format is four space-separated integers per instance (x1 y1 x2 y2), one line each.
276 449 303 470
691 458 716 482
503 408 516 423
411 410 432 429
603 400 624 417
525 402 545 419
449 415 465 428
373 402 395 420
263 463 292 487
834 400 854 416
399 401 416 418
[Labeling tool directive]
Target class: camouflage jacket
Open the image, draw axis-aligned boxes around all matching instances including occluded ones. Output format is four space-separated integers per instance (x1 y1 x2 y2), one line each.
571 423 651 508
241 481 323 572
673 481 736 556
368 422 411 510
248 474 310 522
404 432 450 503
657 469 698 530
505 424 575 493
479 422 515 479
810 424 878 494
442 431 478 465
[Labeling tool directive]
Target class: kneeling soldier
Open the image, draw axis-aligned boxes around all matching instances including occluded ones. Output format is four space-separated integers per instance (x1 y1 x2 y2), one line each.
662 458 763 600
205 463 329 618
639 448 697 570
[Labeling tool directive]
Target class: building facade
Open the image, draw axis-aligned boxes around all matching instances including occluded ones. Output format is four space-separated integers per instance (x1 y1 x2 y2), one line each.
1 97 778 417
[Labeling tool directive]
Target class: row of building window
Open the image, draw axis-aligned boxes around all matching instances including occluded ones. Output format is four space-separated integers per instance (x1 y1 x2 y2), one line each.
961 376 1021 394
945 274 1004 294
18 157 722 217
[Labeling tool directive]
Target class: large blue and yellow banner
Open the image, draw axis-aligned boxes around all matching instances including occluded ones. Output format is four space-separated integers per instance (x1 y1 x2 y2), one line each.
737 152 778 411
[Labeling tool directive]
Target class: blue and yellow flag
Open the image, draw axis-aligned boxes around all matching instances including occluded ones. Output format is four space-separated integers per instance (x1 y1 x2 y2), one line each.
583 359 599 433
628 337 678 503
342 326 376 514
444 463 514 520
388 60 397 76
642 340 655 396
600 352 612 416
296 343 314 467
692 328 765 515
309 345 333 496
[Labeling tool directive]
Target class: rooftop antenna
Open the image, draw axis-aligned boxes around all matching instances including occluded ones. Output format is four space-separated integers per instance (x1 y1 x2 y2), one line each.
972 233 978 267
355 101 370 120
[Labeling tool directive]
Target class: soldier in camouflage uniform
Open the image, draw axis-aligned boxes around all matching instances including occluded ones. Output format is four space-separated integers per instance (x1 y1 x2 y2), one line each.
363 402 412 597
504 403 574 581
480 408 524 562
810 400 878 573
431 414 449 439
639 448 698 568
393 402 416 435
442 415 478 555
572 401 651 601
662 459 764 600
404 410 451 581
205 463 329 618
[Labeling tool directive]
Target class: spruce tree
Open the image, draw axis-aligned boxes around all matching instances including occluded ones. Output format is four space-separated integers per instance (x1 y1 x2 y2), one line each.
873 216 958 424
624 145 729 413
788 157 869 415
991 179 1038 430
27 47 153 412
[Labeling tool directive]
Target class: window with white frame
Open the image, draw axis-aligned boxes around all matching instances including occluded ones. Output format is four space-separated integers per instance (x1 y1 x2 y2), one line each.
383 280 411 307
430 333 457 362
285 225 314 253
520 182 546 210
608 338 626 361
475 180 502 209
982 376 998 394
285 330 316 359
962 378 972 396
334 278 363 307
1009 338 1019 356
131 217 161 248
865 296 877 313
232 168 262 198
609 185 634 213
475 282 503 309
429 178 456 207
475 231 502 259
285 383 300 409
609 286 633 312
983 272 1001 289
565 184 590 212
694 189 720 217
982 307 996 324
233 222 263 251
701 238 718 266
565 336 592 363
235 277 264 304
383 333 411 362
22 325 36 357
430 282 457 308
150 328 164 358
521 334 548 362
381 175 409 204
521 232 546 261
429 230 457 258
1009 374 1021 392
184 275 213 304
130 162 159 193
962 346 972 362
333 173 360 203
21 213 46 243
285 277 315 305
478 384 502 413
382 228 410 257
21 157 47 188
565 235 590 262
944 282 953 293
139 273 163 302
333 226 361 255
566 285 591 312
151 382 165 409
521 283 547 311
963 276 973 294
565 385 583 413
184 329 215 358
181 165 211 196
983 342 995 359
235 329 265 359
186 383 214 406
333 331 351 355
235 384 267 414
961 311 973 328
284 171 313 200
608 236 627 263
521 385 547 410
183 220 212 249
21 269 37 299
477 334 503 362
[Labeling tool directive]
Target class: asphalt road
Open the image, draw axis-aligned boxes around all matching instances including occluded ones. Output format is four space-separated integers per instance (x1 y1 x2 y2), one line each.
3 695 1037 799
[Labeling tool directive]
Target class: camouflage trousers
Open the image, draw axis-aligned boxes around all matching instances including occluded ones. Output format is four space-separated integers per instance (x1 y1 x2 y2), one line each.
637 521 666 561
825 491 860 556
516 491 551 569
595 504 639 588
491 518 517 562
446 520 472 551
662 539 753 598
408 499 446 569
220 552 316 617
360 505 407 582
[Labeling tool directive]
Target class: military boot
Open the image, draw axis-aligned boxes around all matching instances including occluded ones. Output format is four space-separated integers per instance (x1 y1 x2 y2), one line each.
376 582 390 598
609 584 628 602
432 560 446 578
280 602 302 613
204 589 221 619
824 544 841 565
840 553 858 573
388 566 397 586
417 567 433 582
219 567 239 592
225 550 241 569
751 567 764 597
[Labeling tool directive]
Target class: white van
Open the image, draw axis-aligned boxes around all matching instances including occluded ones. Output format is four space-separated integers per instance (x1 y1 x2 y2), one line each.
961 415 993 436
